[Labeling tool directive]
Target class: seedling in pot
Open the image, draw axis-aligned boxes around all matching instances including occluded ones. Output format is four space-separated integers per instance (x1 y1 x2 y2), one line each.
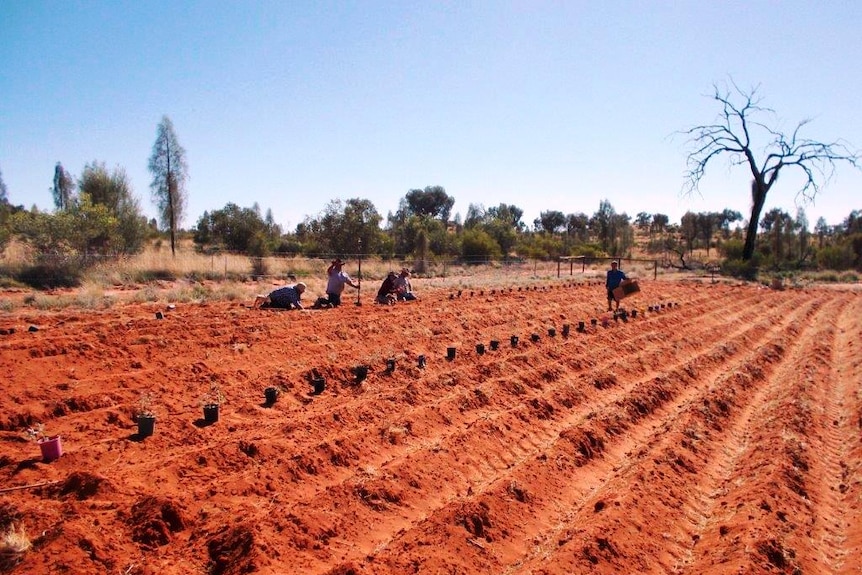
136 392 157 437
200 383 225 423
26 423 63 462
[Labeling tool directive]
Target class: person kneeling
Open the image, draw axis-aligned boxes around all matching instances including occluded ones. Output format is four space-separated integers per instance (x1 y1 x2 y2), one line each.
254 282 306 310
375 272 398 305
394 268 417 301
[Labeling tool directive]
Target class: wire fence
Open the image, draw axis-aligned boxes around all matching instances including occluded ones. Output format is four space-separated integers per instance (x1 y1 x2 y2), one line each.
1 248 692 290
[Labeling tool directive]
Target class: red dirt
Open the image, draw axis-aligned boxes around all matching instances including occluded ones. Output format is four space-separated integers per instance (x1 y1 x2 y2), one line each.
1 280 860 575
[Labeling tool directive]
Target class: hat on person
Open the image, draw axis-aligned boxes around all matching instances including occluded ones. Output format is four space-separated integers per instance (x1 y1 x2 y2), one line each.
400 268 410 276
388 271 397 277
295 282 307 293
331 258 344 266
611 260 619 266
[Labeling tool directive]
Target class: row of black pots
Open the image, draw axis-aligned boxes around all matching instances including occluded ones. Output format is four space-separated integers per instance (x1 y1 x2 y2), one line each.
450 284 580 299
135 386 284 438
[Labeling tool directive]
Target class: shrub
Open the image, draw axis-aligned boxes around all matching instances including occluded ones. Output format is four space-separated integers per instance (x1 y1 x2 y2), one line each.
816 245 853 271
16 258 83 289
719 239 745 260
721 257 760 281
460 229 502 261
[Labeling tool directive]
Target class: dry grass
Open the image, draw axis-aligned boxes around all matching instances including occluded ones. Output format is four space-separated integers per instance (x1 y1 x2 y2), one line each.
0 524 31 569
0 239 695 313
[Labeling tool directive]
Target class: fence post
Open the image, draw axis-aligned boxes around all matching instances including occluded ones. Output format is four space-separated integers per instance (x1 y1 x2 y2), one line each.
654 260 657 280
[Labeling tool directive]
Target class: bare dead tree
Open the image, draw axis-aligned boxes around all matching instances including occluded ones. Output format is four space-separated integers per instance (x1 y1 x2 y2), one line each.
682 80 860 261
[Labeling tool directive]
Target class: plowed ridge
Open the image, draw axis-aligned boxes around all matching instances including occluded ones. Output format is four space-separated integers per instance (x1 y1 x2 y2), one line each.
0 281 859 575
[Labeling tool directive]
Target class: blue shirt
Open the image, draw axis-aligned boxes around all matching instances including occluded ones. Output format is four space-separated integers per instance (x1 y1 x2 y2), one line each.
606 268 627 290
269 286 301 308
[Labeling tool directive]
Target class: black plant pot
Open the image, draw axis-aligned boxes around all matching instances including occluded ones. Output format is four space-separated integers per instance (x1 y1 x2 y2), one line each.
511 335 519 347
591 318 598 326
577 321 585 332
355 365 369 382
312 377 326 395
447 347 456 360
631 310 637 318
137 415 155 437
418 355 426 369
203 404 219 423
562 324 570 337
531 334 540 343
489 340 499 351
476 343 485 355
386 359 396 373
548 328 556 337
264 387 279 404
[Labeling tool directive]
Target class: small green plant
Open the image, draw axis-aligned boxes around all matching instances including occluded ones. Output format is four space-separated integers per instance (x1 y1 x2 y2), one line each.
201 383 225 407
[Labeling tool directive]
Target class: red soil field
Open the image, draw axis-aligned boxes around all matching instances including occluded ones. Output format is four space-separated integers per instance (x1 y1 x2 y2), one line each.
1 280 860 575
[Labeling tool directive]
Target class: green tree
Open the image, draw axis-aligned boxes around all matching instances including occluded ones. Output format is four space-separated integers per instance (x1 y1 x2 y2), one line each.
696 212 725 257
760 208 793 263
487 204 525 231
683 80 860 261
402 186 455 221
194 203 278 253
301 198 384 257
462 203 524 256
52 162 76 211
650 213 669 236
78 162 147 254
635 212 652 230
814 217 831 249
566 212 590 243
534 210 566 234
388 186 455 258
461 228 502 261
844 210 862 235
794 208 810 263
149 115 189 257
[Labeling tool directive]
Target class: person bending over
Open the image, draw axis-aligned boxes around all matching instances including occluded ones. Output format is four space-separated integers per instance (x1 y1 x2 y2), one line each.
254 282 306 310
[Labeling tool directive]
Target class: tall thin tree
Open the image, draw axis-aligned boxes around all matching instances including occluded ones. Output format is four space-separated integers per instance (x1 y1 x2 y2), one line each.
148 116 188 256
52 162 75 210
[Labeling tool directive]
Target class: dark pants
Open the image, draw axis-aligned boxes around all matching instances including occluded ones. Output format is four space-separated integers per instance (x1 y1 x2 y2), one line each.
326 292 342 307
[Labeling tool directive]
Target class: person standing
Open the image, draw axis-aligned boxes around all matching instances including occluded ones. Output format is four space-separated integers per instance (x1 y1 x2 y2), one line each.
606 260 627 312
325 258 360 307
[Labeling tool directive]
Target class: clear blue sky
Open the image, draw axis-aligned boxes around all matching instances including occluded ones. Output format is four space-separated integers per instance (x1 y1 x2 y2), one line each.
2 1 860 233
